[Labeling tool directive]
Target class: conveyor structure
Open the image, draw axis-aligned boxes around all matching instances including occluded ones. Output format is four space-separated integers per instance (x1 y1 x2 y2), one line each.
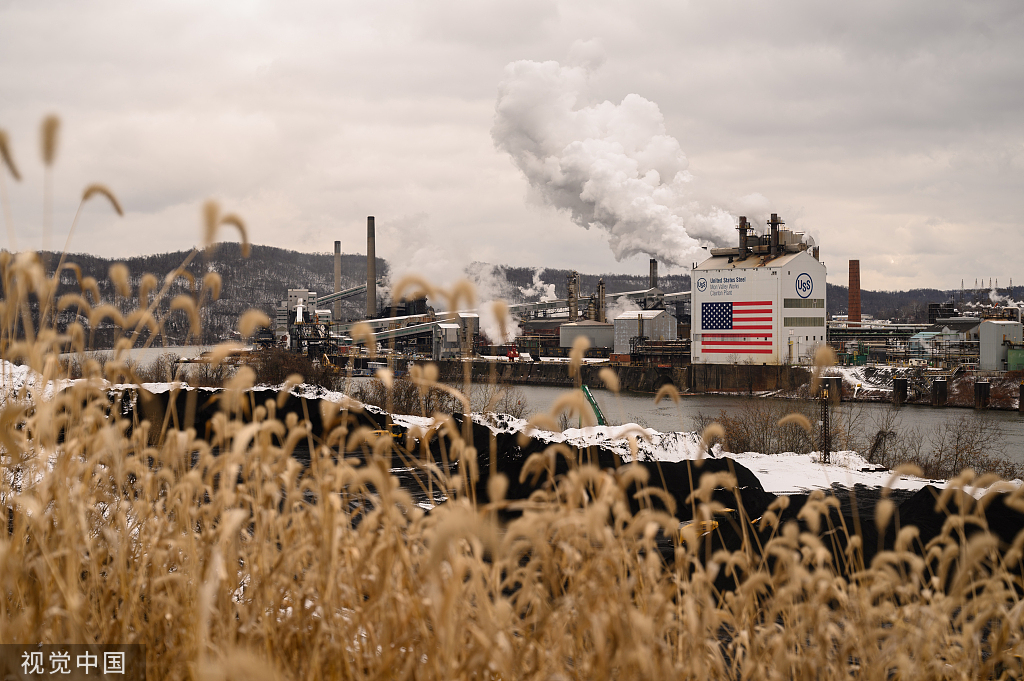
318 281 383 306
507 289 689 320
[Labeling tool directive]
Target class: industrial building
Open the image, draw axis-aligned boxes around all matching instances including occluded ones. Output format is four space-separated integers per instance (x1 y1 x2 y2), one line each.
691 214 827 365
980 320 1024 371
613 310 677 355
559 320 614 351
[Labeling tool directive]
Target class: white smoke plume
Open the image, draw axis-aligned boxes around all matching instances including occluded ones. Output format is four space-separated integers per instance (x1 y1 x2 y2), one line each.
988 287 1023 308
519 267 558 302
492 59 769 268
605 293 640 322
467 263 523 344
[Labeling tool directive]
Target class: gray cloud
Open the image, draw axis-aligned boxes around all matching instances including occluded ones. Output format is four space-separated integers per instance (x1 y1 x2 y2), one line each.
0 0 1020 291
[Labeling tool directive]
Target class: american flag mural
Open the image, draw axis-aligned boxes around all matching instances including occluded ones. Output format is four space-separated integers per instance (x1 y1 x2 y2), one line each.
700 300 774 354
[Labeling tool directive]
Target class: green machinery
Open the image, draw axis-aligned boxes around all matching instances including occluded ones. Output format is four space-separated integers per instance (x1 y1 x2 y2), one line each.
581 385 607 426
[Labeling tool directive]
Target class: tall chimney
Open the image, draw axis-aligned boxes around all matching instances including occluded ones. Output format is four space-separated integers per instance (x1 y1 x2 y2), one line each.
769 213 784 257
737 216 749 256
597 278 606 323
567 271 578 321
848 260 861 327
366 216 376 319
649 258 658 289
334 240 342 322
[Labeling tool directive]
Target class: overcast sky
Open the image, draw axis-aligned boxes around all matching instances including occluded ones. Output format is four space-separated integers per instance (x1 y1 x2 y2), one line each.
1 0 1022 292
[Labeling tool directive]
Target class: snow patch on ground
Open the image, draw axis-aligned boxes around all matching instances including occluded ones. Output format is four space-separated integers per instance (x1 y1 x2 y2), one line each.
0 360 75 401
464 407 1019 498
5 359 1016 499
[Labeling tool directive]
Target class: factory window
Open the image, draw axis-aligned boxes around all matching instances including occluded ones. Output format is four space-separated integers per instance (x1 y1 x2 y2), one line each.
784 317 825 327
784 298 825 308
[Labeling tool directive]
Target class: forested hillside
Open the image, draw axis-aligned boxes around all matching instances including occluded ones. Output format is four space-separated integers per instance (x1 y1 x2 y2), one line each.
32 244 387 345
825 283 1020 323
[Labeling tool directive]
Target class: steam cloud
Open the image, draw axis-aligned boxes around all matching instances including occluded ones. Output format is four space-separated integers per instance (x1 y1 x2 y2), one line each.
519 268 557 302
467 263 523 344
492 59 768 268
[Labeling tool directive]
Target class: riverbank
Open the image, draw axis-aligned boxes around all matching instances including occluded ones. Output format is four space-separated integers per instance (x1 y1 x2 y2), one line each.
435 358 1024 412
434 358 810 395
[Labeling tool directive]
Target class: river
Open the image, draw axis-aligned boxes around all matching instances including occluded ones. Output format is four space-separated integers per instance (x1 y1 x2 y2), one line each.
504 383 1024 465
59 345 212 364
62 347 1024 465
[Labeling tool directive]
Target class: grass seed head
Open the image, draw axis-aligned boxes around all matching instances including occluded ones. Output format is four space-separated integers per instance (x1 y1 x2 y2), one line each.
40 114 59 165
203 199 219 248
219 213 250 257
83 183 123 215
599 367 620 394
654 383 679 404
569 335 590 377
777 412 812 433
0 129 21 180
108 262 130 297
237 309 270 340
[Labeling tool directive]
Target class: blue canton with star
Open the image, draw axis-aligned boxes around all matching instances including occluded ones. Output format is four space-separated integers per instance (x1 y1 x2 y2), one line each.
702 302 733 330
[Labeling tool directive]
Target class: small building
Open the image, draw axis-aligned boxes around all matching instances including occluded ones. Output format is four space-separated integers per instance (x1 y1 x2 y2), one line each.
457 312 480 347
274 300 289 340
929 317 981 341
287 289 318 314
434 323 462 360
1008 345 1024 371
560 320 614 349
979 320 1023 371
613 310 676 355
907 331 941 359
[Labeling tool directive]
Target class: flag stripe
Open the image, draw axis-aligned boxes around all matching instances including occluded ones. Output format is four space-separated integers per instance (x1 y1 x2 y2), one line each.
702 340 773 346
700 299 775 356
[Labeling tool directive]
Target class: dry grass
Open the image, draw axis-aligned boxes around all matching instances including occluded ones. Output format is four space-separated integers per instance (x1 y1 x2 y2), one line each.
1 129 1023 680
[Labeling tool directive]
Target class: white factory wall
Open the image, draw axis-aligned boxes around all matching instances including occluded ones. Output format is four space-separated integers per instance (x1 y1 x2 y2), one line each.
980 320 1023 371
779 252 828 365
691 249 827 365
433 323 462 361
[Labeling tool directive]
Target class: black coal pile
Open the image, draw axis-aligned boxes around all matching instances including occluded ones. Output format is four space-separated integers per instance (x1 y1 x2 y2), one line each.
119 387 1024 581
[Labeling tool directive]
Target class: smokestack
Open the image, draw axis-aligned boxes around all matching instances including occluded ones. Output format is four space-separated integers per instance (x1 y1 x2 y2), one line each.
768 213 784 257
737 216 749 257
649 258 658 289
849 260 861 327
366 217 376 319
334 240 342 322
597 278 606 323
567 271 578 321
